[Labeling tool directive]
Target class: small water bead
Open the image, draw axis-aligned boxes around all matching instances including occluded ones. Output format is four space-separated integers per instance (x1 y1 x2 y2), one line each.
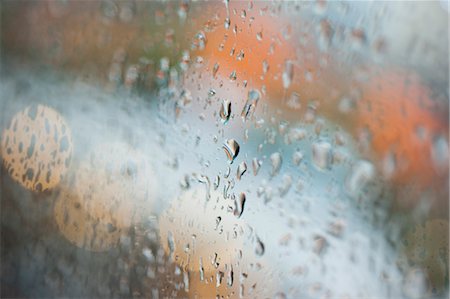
229 70 237 81
431 135 449 172
286 92 301 110
212 62 220 78
252 158 262 176
223 139 240 163
233 193 246 218
282 60 294 89
278 174 292 197
219 99 232 124
292 151 304 166
254 237 265 256
213 175 220 190
241 89 261 121
262 60 269 74
312 141 332 170
345 160 375 197
236 49 245 61
256 31 263 41
224 17 231 29
270 152 282 176
236 161 247 180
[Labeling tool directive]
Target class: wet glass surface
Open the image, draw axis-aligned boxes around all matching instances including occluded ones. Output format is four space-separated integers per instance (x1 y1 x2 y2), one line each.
0 1 449 298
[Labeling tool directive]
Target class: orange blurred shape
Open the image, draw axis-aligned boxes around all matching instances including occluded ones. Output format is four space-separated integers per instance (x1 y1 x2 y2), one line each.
357 69 449 188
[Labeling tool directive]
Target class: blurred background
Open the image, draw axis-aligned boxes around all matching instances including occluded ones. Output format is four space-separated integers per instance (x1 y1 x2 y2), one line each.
0 1 449 298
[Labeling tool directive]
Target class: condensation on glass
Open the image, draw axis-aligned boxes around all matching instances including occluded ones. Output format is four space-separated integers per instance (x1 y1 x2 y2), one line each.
0 1 448 299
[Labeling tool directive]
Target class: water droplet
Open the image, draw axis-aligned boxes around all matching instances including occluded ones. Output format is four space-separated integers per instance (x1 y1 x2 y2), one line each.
212 62 220 78
262 60 269 74
229 70 237 81
431 135 449 172
292 151 304 165
224 165 231 178
223 139 240 163
241 89 261 121
256 31 263 41
252 158 262 176
312 141 332 170
227 265 234 286
224 17 231 29
196 174 211 200
327 219 346 237
194 31 207 50
273 292 287 299
233 193 246 218
313 235 327 255
345 160 375 197
318 19 333 52
286 92 301 110
236 161 247 180
282 60 294 89
216 270 224 287
213 175 220 190
236 49 245 61
219 99 232 124
278 174 292 197
255 237 265 256
183 270 190 292
270 152 282 176
199 258 204 281
215 216 222 230
180 175 190 189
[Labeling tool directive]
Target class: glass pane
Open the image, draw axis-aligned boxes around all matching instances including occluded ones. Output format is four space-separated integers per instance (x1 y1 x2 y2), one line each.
1 1 448 298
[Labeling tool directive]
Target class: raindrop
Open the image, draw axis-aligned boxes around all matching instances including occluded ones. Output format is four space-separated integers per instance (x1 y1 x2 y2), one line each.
236 161 247 180
312 141 332 170
345 160 375 197
224 17 231 29
241 89 261 121
233 193 246 218
431 135 449 171
278 174 292 197
208 89 216 97
313 235 327 255
236 49 245 61
292 151 304 165
255 236 265 256
195 31 207 50
256 31 263 41
270 152 282 176
229 70 237 81
282 60 294 89
318 19 333 52
273 292 287 299
252 158 262 176
227 265 234 286
213 175 220 190
223 139 240 163
219 99 232 124
215 216 222 230
328 219 346 237
262 60 269 74
183 270 190 292
196 174 211 200
224 165 231 178
286 92 301 110
216 271 224 287
212 62 220 78
199 258 204 281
